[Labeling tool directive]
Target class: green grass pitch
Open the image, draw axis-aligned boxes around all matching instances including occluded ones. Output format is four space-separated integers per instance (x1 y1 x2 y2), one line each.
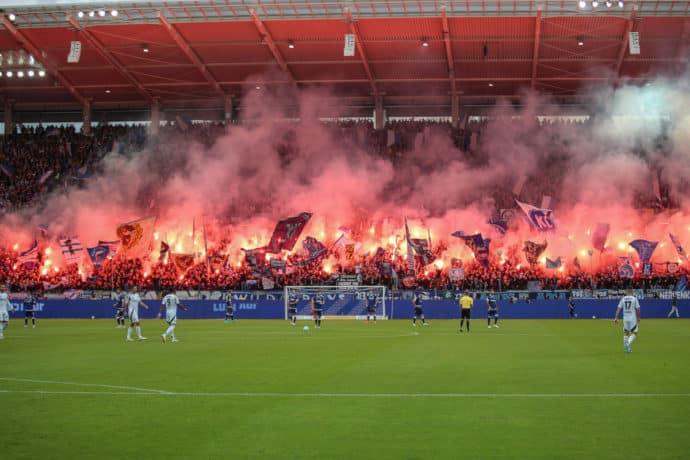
1 318 689 459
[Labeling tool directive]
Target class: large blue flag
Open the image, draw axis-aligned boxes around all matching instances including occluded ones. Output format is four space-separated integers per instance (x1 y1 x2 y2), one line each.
266 212 312 253
629 239 658 262
516 200 556 232
87 246 110 270
453 232 491 267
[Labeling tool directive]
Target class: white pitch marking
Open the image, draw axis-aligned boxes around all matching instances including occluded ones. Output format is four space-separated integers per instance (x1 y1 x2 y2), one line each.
0 377 172 394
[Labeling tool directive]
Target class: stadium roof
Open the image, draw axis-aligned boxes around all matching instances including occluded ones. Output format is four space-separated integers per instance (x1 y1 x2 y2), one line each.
0 1 688 117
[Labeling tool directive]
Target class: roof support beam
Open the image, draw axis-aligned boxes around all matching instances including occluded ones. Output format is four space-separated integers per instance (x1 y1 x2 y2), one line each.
158 12 224 96
67 15 152 102
249 8 297 88
1 15 87 105
441 7 458 122
531 10 542 89
345 9 378 97
615 7 638 80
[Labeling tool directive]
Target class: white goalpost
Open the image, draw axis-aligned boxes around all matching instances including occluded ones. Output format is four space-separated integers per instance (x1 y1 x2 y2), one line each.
283 285 387 320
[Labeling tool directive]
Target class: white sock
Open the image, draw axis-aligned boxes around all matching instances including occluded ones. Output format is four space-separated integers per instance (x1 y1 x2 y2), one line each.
127 326 132 339
165 325 174 337
169 325 176 339
136 326 142 338
628 334 636 345
0 322 5 335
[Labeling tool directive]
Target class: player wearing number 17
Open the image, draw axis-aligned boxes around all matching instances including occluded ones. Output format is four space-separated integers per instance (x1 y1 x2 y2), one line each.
614 289 641 353
158 290 187 343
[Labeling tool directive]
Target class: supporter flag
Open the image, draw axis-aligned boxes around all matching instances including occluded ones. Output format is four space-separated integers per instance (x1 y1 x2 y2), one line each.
37 170 54 186
618 257 634 278
629 239 658 263
448 267 465 281
642 263 653 276
170 253 195 274
159 241 170 262
669 233 687 261
675 275 688 292
573 257 581 270
405 218 435 268
116 216 156 258
242 247 267 268
86 245 110 270
18 240 39 268
266 212 312 253
302 236 327 263
269 258 287 271
591 223 610 253
60 236 84 265
453 233 491 267
545 257 562 270
0 162 16 178
523 240 548 266
404 218 415 273
516 200 556 232
379 262 392 276
345 243 355 260
488 209 515 235
261 276 275 290
98 240 120 256
36 224 50 240
208 254 228 272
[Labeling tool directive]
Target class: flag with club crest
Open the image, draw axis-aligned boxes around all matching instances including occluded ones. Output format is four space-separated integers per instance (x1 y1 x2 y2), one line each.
170 253 195 274
629 239 658 263
452 232 491 267
266 212 312 253
302 236 327 263
405 218 434 268
523 240 548 265
618 257 634 278
116 216 156 258
488 209 515 235
97 240 120 256
516 200 556 232
86 245 110 270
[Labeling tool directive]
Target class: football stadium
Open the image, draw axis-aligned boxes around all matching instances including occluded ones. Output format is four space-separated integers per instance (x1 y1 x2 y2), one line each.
1 1 689 458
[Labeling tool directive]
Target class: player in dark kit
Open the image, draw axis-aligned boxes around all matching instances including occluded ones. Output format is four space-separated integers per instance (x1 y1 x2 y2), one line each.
288 292 299 325
486 291 499 328
412 294 428 327
312 291 325 329
568 297 576 319
225 292 235 323
23 292 37 328
365 290 378 322
113 289 127 328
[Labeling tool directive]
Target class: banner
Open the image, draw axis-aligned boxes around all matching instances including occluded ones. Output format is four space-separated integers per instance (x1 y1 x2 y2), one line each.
545 257 562 269
170 253 195 274
302 236 327 263
628 31 640 55
67 40 82 63
591 223 610 252
345 243 355 260
642 262 653 276
116 216 156 258
60 236 84 265
453 232 491 267
629 239 658 262
669 233 687 261
86 245 110 270
516 200 556 232
618 257 634 278
18 240 39 268
266 212 312 253
488 209 515 235
448 267 465 281
242 247 267 268
523 240 547 265
159 241 170 262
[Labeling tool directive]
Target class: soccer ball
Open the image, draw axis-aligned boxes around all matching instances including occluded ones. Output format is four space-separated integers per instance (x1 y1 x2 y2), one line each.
91 315 95 319
592 315 596 319
303 326 309 332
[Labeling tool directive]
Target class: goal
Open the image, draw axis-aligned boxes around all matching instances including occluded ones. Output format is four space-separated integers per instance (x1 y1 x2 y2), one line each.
284 285 387 320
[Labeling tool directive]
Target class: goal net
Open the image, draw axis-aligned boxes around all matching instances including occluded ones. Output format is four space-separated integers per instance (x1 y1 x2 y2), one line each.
284 285 387 320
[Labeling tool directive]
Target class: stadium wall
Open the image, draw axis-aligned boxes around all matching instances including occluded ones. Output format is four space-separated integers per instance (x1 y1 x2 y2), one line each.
7 297 685 320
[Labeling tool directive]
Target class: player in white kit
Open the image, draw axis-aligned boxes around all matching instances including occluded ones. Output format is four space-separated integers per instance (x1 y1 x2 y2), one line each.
126 286 150 342
614 289 641 353
0 285 16 340
158 290 187 343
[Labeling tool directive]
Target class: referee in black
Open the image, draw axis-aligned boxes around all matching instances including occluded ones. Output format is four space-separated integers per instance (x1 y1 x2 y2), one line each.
459 291 473 332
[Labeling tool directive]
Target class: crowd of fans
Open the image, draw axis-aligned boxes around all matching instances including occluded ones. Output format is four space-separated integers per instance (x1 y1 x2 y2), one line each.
1 118 685 293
